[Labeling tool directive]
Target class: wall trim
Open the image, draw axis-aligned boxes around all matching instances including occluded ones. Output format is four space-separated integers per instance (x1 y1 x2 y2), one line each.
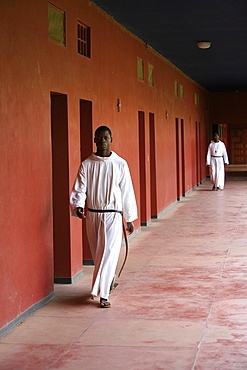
54 269 84 284
83 260 94 266
0 291 54 340
152 179 207 219
156 200 178 219
141 219 152 226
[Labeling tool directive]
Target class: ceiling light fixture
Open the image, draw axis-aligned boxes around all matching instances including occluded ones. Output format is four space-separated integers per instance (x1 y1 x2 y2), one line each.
197 41 211 49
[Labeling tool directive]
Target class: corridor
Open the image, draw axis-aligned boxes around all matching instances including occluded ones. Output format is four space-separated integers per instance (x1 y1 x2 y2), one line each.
1 178 247 370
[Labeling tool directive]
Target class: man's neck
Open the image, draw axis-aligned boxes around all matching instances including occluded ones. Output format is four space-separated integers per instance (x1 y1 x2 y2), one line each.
95 150 111 157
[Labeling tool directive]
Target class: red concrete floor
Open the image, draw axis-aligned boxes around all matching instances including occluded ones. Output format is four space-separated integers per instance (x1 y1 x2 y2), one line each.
1 178 247 370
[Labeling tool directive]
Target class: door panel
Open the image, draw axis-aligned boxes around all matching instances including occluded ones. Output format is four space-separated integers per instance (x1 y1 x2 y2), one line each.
79 99 93 264
138 111 147 225
50 92 70 281
149 113 157 218
231 129 247 164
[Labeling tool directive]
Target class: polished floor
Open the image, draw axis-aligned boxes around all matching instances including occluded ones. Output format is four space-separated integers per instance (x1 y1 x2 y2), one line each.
1 177 247 370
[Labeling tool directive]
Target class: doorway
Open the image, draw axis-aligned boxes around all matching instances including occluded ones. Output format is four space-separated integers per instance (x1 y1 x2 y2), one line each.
50 92 70 282
79 99 93 265
181 119 186 196
175 118 186 199
149 113 157 218
196 121 201 185
138 111 147 226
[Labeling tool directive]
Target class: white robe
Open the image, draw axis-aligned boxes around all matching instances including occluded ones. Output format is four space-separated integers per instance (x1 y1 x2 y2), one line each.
70 151 138 299
206 140 229 189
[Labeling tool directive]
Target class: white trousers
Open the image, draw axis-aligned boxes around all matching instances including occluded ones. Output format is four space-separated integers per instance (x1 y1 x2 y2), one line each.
86 211 122 300
210 157 225 189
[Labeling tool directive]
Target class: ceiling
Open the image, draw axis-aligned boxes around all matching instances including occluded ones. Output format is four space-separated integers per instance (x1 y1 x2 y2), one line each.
92 0 247 92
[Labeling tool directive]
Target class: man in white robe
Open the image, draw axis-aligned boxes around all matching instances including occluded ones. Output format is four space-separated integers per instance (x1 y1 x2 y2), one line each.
70 126 138 308
206 133 229 190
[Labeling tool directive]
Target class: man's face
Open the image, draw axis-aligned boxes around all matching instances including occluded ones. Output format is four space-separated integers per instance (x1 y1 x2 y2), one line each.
94 130 112 153
213 134 219 142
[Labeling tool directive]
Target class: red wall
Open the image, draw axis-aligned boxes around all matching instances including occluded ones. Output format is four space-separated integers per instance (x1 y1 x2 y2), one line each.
0 0 209 333
209 92 247 126
209 92 247 159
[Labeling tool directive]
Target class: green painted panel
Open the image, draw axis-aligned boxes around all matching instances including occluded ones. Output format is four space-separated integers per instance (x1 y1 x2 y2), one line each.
48 4 65 45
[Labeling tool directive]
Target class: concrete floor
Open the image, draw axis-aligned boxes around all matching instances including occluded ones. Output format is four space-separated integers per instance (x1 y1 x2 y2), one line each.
1 178 247 370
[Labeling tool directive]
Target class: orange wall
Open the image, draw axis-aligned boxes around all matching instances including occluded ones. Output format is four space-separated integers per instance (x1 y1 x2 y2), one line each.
0 0 209 333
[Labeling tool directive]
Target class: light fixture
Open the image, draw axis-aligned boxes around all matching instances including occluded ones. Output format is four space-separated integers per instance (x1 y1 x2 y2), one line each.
117 98 121 112
165 110 168 119
197 41 211 49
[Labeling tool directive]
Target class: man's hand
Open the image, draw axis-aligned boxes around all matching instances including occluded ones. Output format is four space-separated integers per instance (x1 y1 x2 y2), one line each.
76 207 85 219
126 222 134 234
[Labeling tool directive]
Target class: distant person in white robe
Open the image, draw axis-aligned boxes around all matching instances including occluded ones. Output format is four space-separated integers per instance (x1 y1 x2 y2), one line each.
206 133 229 190
70 126 138 308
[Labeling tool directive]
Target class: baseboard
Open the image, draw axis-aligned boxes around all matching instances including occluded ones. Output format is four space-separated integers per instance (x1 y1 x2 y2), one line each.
54 269 84 284
83 259 94 266
0 291 54 340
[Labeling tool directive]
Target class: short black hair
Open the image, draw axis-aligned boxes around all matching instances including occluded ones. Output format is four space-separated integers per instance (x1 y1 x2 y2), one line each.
95 125 112 137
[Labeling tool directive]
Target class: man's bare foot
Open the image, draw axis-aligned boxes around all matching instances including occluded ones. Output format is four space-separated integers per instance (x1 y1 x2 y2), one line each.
91 294 96 300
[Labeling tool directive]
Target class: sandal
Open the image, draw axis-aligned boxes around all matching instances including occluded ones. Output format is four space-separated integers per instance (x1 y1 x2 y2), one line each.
110 282 118 293
100 298 111 308
109 276 119 293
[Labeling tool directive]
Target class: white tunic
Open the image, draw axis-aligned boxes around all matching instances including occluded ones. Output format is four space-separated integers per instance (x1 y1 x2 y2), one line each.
206 140 229 189
70 151 138 299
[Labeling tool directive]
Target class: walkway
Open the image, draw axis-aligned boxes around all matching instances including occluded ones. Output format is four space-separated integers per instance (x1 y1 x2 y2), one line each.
1 178 247 370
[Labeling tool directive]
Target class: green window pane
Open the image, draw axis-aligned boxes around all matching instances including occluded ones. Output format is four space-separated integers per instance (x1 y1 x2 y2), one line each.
137 58 144 80
48 4 65 45
148 64 154 86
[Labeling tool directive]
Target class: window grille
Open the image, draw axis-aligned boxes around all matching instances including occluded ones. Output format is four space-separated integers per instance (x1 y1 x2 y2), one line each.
148 63 154 86
78 22 91 58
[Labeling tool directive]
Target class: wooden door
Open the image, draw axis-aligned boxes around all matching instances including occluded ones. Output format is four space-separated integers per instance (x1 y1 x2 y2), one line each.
138 111 147 226
230 129 247 164
149 113 157 218
80 99 93 265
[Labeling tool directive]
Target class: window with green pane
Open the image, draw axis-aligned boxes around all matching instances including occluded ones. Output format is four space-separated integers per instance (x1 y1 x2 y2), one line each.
137 58 144 81
48 4 65 46
148 63 154 86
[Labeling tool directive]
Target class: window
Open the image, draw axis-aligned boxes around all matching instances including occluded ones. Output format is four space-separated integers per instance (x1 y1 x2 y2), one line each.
148 63 154 86
174 81 178 97
195 93 200 107
137 58 144 81
194 93 197 105
48 4 66 46
180 85 184 100
78 22 91 58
